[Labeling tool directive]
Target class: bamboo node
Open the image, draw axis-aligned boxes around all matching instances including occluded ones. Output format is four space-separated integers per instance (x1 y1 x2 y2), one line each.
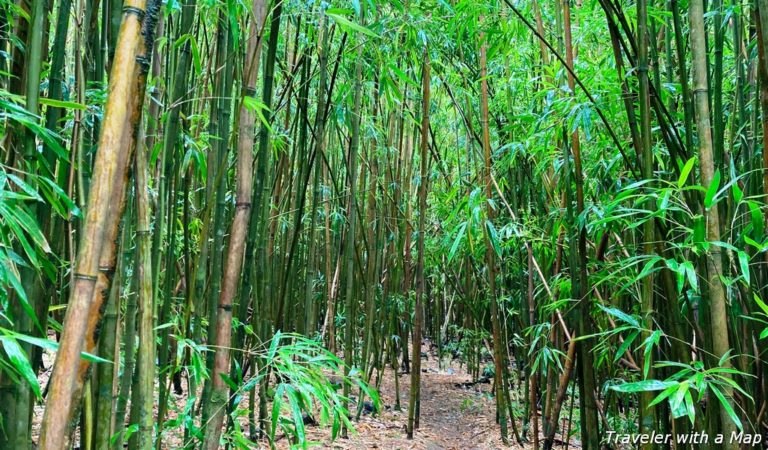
98 265 116 275
218 304 233 311
136 56 151 74
74 273 98 282
122 6 146 22
235 201 252 209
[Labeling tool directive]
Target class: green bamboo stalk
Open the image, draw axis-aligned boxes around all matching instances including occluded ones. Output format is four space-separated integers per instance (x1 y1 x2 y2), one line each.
8 0 48 444
689 0 738 445
342 4 366 436
637 0 657 442
561 1 600 447
408 44 430 439
93 206 132 449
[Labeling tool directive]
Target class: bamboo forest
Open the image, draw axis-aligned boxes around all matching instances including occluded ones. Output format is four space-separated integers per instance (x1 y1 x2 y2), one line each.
4 0 768 447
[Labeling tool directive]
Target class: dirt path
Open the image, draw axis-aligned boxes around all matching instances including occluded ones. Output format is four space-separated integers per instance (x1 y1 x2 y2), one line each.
33 344 531 449
292 349 523 450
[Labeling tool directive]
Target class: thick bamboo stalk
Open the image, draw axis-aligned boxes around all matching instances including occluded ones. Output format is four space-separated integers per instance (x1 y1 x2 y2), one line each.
689 0 738 445
38 0 154 445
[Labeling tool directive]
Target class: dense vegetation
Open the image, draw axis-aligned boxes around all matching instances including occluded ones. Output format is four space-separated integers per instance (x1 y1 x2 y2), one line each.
0 0 767 447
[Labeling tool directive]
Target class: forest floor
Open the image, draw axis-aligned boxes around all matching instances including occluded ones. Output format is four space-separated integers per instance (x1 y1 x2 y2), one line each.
280 347 512 450
32 342 554 449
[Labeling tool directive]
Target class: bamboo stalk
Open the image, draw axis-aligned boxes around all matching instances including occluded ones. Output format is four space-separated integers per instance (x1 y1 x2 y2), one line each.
202 1 265 446
39 0 157 445
689 0 738 445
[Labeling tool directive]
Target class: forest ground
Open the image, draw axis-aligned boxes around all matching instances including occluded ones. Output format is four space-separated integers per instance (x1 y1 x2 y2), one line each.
280 349 511 450
31 344 553 449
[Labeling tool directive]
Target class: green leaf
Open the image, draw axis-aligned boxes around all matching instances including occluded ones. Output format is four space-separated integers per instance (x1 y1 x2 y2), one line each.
271 385 284 440
649 384 677 407
448 222 467 263
753 294 768 316
732 181 744 204
678 157 695 188
681 261 698 292
267 330 282 362
1 337 40 399
669 382 689 418
326 11 378 38
737 251 750 286
748 201 764 240
609 379 677 393
243 96 273 131
614 330 638 363
684 389 696 425
597 303 639 328
286 386 306 445
485 220 502 258
704 169 721 209
710 384 743 431
39 97 87 110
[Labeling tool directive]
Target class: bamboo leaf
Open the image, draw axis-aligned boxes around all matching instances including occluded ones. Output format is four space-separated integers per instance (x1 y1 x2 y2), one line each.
678 157 695 188
39 97 86 110
326 11 378 38
597 303 639 328
704 169 721 209
609 379 677 393
1 336 40 399
710 384 742 431
737 251 750 286
448 222 467 262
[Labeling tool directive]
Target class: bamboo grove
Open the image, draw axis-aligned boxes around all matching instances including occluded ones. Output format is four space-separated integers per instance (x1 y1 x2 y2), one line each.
1 0 768 448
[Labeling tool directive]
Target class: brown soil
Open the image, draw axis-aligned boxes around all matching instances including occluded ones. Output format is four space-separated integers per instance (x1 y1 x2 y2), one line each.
33 345 546 449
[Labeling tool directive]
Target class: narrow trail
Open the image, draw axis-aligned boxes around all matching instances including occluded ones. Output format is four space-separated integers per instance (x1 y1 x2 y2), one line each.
288 346 527 450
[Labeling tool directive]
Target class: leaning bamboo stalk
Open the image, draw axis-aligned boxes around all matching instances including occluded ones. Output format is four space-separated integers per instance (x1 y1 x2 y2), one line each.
38 0 155 446
202 3 264 447
70 0 160 442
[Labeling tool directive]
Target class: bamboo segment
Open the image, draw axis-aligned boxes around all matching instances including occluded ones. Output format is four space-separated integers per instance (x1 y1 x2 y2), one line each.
688 1 738 447
39 0 155 447
201 2 265 448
